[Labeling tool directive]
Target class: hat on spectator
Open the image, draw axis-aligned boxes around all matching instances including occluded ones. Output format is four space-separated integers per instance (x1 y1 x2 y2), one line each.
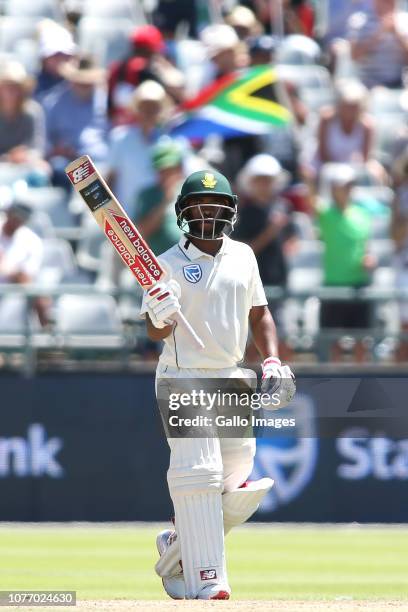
326 163 357 187
248 35 278 56
59 56 105 85
130 25 165 53
130 79 167 109
200 24 239 58
238 154 290 191
0 60 34 93
335 79 367 105
152 139 183 170
38 19 76 59
226 5 261 37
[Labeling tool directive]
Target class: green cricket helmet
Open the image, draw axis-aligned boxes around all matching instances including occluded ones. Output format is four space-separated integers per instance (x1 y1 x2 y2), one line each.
175 169 238 240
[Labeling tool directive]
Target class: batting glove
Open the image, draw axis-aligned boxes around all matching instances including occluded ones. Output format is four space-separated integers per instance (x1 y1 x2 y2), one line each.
144 279 181 329
260 356 296 410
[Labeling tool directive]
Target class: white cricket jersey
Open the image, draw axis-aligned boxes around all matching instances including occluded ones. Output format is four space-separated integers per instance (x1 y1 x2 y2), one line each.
141 235 267 369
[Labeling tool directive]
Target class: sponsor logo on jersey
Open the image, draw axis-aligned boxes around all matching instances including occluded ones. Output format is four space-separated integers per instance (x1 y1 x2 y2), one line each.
200 569 217 580
183 263 202 283
201 173 217 188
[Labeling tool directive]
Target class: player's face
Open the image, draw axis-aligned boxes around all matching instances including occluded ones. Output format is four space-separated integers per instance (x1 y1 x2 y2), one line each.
182 195 233 239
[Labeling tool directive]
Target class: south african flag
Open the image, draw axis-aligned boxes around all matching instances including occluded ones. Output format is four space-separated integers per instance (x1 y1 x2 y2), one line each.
169 65 292 141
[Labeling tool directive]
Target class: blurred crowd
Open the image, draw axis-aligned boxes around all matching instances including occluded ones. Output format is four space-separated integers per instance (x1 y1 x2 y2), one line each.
1 0 408 363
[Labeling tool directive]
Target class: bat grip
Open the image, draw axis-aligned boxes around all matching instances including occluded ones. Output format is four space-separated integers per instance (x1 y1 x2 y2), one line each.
171 311 205 350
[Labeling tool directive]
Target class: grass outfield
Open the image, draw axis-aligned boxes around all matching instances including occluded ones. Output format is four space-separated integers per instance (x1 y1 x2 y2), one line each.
0 524 407 602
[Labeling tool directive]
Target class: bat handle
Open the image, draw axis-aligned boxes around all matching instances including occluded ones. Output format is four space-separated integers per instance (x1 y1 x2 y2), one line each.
171 311 205 350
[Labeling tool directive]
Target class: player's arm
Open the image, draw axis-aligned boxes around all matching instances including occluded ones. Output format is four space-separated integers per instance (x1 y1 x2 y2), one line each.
249 305 279 360
249 305 296 409
145 313 174 341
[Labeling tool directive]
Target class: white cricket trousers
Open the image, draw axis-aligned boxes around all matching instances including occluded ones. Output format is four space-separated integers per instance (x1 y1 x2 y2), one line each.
155 363 257 599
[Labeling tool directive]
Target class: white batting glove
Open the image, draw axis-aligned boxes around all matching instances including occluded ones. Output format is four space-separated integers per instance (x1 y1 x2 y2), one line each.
144 279 181 329
260 357 296 410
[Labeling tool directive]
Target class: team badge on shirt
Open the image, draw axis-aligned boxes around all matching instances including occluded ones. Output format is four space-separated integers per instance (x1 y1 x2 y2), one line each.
183 263 202 283
201 173 217 188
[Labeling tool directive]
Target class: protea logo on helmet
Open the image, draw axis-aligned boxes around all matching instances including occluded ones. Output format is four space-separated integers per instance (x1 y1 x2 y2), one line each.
201 173 217 189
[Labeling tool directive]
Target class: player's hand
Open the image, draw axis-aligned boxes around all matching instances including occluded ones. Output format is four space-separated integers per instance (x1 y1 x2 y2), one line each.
144 279 181 329
260 357 296 410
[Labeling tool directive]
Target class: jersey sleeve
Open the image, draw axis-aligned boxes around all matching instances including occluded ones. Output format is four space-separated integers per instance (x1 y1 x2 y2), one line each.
249 248 268 307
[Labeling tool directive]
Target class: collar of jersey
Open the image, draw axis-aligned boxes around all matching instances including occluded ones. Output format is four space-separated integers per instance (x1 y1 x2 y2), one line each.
178 236 228 260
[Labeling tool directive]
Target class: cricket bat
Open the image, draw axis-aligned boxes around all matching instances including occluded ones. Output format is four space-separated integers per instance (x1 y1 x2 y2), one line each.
65 155 204 350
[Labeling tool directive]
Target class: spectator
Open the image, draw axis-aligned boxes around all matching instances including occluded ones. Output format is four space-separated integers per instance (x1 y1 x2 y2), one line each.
200 24 258 177
234 153 297 360
35 19 76 102
226 5 262 39
44 56 109 187
316 165 376 362
306 79 385 185
200 24 248 86
315 80 372 167
107 24 184 125
284 0 315 37
347 0 408 88
0 200 48 326
107 80 170 218
391 146 408 360
247 0 314 37
134 139 183 255
248 34 278 65
153 0 199 39
0 60 48 180
234 154 297 287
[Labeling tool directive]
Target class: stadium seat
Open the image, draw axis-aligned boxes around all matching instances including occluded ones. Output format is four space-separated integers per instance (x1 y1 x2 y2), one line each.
21 187 77 236
77 17 134 66
81 0 145 22
39 238 77 284
369 239 394 267
117 267 144 321
13 38 40 74
0 163 31 185
370 215 391 240
292 212 316 240
76 217 105 272
368 88 407 118
3 0 62 19
287 267 323 292
276 64 334 111
0 295 27 334
0 17 38 52
287 240 323 269
372 266 396 288
55 294 124 349
277 65 332 91
28 210 56 239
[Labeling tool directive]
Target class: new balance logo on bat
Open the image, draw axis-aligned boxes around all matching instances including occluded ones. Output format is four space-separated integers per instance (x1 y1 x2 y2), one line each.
67 159 94 184
200 569 217 580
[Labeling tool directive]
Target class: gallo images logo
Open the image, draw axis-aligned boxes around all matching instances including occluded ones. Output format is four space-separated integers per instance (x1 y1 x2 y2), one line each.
0 424 64 478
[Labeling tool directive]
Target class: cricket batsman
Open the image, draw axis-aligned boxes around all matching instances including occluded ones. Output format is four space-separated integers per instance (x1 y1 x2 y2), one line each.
141 169 296 600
